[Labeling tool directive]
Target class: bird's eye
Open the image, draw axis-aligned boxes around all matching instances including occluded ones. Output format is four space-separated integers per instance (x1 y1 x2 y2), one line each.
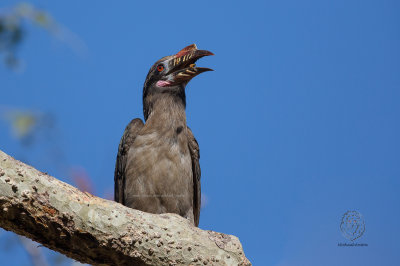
157 65 164 72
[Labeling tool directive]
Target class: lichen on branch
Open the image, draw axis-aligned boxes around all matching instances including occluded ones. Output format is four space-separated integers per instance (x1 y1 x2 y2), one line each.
0 150 250 266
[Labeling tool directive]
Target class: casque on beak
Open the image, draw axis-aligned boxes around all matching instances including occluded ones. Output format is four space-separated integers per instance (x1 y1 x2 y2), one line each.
165 44 214 86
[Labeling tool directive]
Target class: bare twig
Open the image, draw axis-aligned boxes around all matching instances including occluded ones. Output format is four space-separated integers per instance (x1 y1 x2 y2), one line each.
18 236 49 266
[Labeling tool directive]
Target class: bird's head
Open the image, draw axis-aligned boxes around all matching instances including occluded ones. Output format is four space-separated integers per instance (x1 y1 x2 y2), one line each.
143 44 213 119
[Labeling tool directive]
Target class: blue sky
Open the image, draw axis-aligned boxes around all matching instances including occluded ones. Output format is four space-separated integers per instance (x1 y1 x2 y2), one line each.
1 0 400 265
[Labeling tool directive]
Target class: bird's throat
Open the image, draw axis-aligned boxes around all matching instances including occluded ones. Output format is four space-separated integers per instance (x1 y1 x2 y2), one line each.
144 94 187 131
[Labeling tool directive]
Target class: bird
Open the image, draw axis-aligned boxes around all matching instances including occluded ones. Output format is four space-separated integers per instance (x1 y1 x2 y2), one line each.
114 44 213 226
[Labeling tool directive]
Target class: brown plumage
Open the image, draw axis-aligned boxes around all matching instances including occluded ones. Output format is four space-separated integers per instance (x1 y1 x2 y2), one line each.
114 44 212 226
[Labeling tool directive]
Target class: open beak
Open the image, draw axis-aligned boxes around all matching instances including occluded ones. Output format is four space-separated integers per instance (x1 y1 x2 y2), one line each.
166 44 214 85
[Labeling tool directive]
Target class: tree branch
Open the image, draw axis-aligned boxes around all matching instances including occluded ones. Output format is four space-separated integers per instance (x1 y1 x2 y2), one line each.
0 150 250 265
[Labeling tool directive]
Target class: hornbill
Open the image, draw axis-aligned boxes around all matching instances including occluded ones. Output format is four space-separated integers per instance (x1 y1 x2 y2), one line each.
114 44 213 226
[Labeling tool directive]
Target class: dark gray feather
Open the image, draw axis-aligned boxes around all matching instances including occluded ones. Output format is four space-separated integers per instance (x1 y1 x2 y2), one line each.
114 118 144 204
187 127 201 226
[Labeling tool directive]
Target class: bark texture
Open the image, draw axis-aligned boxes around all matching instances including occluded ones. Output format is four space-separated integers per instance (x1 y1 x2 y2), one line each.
0 150 250 266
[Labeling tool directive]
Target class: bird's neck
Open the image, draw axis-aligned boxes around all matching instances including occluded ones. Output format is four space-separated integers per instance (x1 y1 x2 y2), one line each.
144 94 187 130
